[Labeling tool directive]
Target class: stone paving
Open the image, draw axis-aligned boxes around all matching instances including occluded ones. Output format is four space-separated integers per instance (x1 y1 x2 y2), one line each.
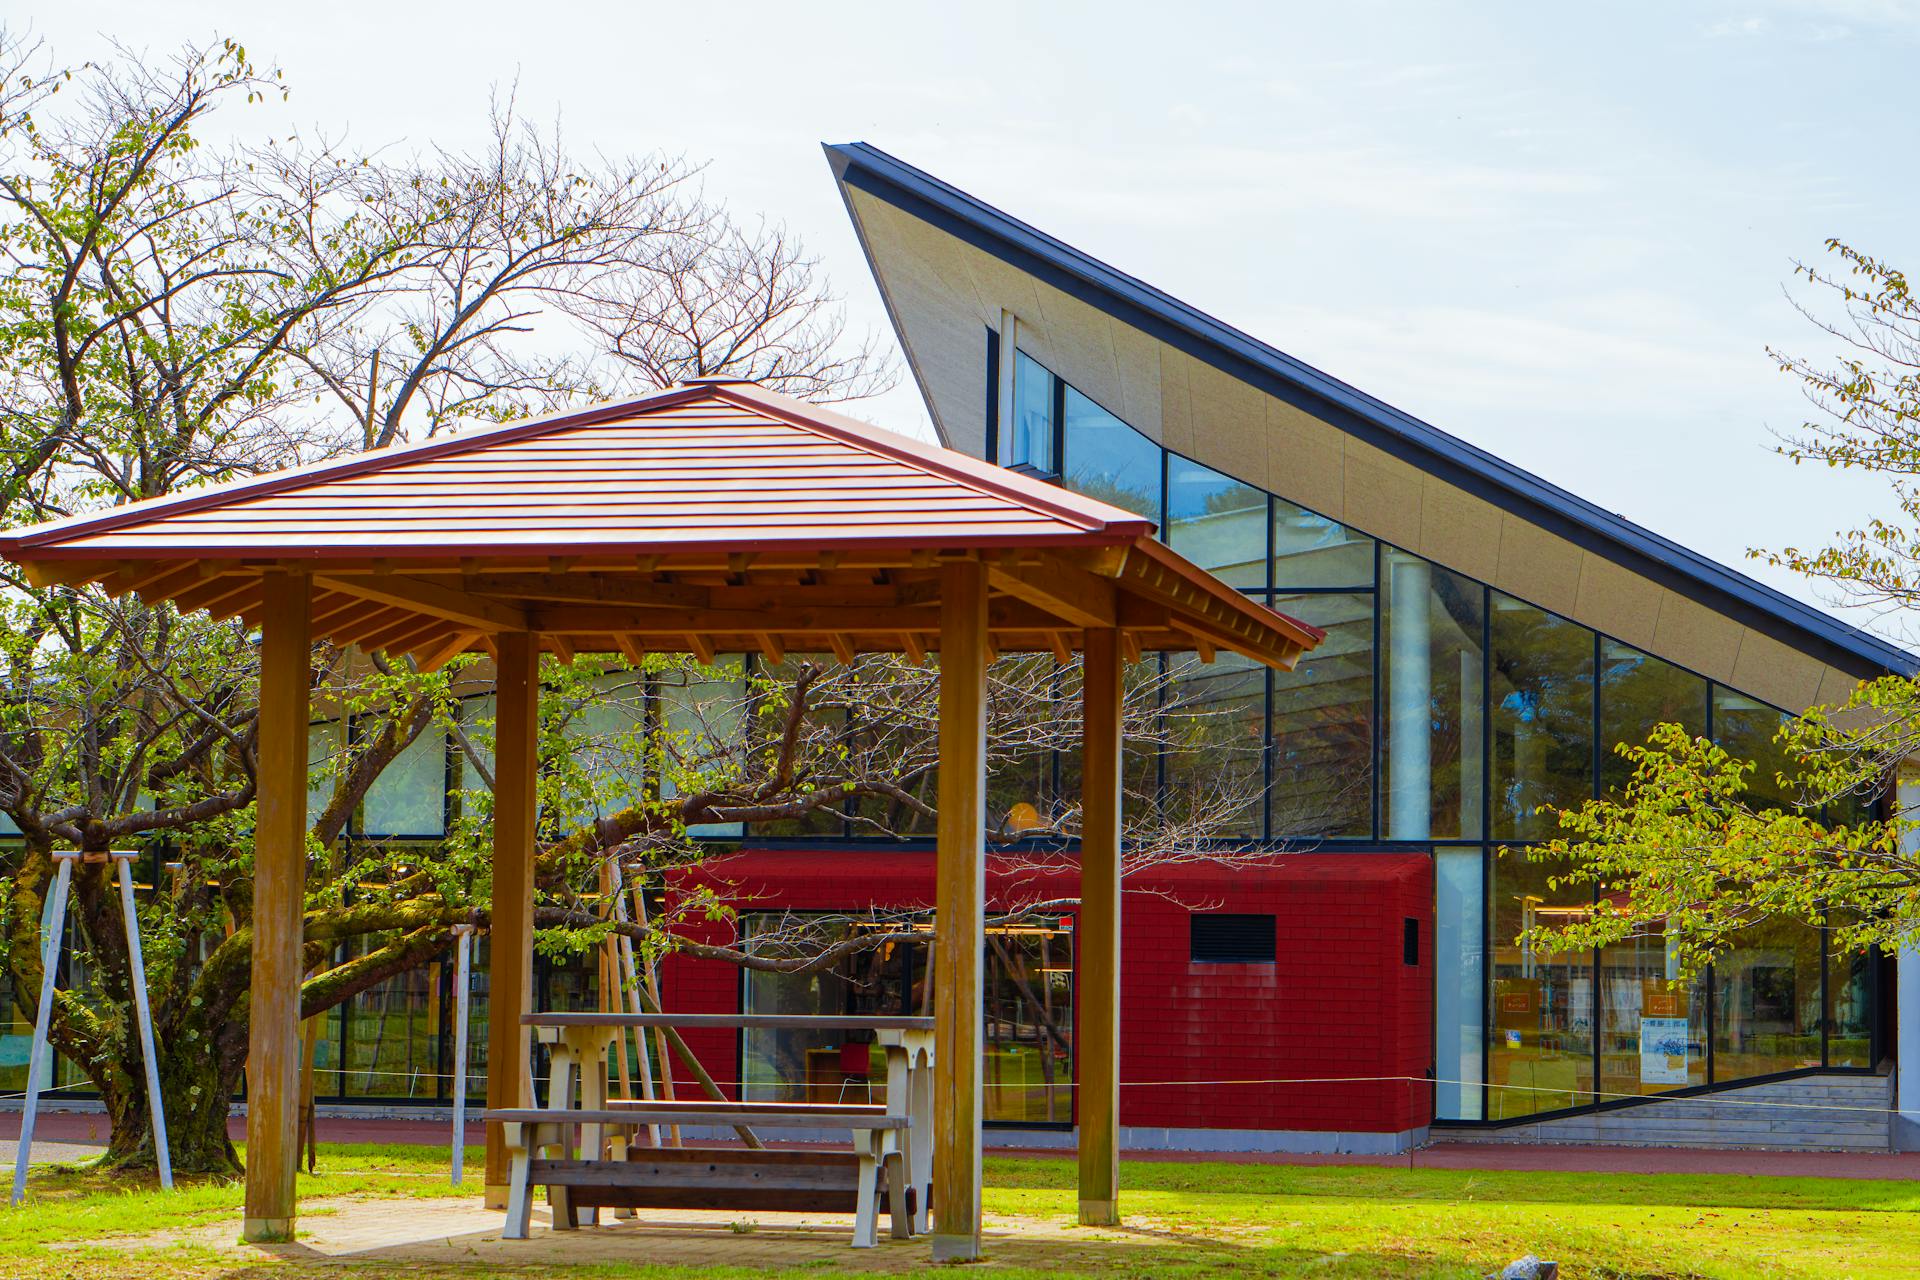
148 1197 1212 1272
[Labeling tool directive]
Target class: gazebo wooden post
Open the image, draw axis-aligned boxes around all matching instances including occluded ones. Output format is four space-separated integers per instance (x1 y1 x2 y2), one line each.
484 630 541 1206
242 569 313 1242
931 557 987 1261
1077 626 1123 1226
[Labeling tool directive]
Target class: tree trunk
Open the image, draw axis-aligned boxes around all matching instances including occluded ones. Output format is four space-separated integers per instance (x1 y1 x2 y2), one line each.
97 1006 248 1177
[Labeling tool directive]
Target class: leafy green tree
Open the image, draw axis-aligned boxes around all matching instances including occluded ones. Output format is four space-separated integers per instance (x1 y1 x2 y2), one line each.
1519 241 1920 968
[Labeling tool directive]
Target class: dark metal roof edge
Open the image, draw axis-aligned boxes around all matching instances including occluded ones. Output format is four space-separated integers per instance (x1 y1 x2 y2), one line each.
826 141 1916 680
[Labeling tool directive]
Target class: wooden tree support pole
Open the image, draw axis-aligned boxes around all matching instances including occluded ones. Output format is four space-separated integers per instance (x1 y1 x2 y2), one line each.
931 558 987 1262
1077 627 1123 1226
242 569 312 1243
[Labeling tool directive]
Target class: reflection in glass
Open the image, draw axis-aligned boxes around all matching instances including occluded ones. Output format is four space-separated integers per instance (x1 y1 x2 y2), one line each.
1828 926 1873 1069
1381 552 1485 841
1435 849 1485 1120
1490 595 1595 840
738 914 1072 1123
1272 497 1374 589
1005 350 1057 472
1598 924 1706 1098
1270 593 1372 837
1489 854 1595 1117
1167 453 1266 588
1063 386 1160 521
363 717 448 837
1600 641 1707 798
1713 916 1823 1079
1165 650 1267 840
1711 686 1799 811
660 656 747 837
308 720 345 824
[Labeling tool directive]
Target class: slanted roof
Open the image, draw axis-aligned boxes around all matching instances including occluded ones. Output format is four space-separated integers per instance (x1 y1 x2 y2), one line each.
826 141 1916 681
0 380 1322 670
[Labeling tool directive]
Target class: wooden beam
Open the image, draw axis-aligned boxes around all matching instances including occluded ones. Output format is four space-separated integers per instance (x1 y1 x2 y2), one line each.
932 558 987 1261
1047 632 1072 665
828 633 855 665
242 570 311 1243
756 633 786 664
1120 632 1141 665
414 632 478 673
1077 627 1123 1228
986 556 1116 629
459 573 710 610
20 559 115 590
485 632 540 1206
686 633 716 665
313 573 527 634
528 605 940 635
901 633 927 665
615 634 647 667
548 634 576 665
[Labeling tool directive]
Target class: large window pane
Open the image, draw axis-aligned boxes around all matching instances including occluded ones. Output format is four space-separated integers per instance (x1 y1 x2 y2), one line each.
1382 552 1485 841
555 670 648 828
1165 651 1267 840
1828 915 1873 1068
1712 916 1823 1080
1270 592 1372 838
1166 454 1266 589
1598 926 1706 1099
1004 350 1056 473
1435 848 1485 1120
659 656 747 838
985 918 1075 1124
1489 854 1595 1117
1272 497 1374 589
362 717 448 837
341 935 442 1098
1711 686 1799 812
308 720 345 825
1490 596 1595 841
1600 641 1707 798
1062 386 1160 521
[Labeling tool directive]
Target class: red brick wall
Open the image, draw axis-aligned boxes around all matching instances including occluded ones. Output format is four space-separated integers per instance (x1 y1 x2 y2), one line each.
659 849 1433 1136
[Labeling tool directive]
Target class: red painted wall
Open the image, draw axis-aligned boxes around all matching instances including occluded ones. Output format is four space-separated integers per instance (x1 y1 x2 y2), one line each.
660 849 1434 1136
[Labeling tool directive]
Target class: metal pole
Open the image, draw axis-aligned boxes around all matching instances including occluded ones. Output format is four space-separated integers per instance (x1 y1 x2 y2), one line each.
114 854 173 1191
450 925 473 1186
12 853 76 1206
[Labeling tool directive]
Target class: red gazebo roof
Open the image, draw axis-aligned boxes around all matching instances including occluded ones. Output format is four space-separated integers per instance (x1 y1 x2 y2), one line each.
1 380 1322 668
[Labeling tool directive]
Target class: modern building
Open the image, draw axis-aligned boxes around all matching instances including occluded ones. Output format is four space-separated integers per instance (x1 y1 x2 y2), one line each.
4 143 1908 1155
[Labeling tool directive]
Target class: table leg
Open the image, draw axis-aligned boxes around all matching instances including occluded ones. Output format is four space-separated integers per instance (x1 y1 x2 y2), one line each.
544 1039 578 1231
910 1050 933 1235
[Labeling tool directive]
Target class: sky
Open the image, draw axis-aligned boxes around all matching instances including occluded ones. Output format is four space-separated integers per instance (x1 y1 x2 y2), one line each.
23 1 1920 640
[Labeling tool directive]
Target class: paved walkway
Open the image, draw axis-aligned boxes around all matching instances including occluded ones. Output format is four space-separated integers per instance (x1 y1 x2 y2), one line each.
7 1108 1919 1180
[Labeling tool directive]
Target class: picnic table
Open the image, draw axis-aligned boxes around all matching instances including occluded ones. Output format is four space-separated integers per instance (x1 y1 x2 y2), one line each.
487 1012 935 1247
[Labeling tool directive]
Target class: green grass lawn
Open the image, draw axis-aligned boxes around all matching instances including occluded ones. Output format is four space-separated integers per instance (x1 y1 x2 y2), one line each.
6 1144 1918 1279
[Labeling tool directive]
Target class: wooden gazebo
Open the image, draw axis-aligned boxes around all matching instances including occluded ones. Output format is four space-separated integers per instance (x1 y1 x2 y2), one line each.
0 379 1321 1258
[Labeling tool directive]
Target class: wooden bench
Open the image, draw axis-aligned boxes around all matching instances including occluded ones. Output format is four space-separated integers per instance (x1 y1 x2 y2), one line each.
487 1106 912 1247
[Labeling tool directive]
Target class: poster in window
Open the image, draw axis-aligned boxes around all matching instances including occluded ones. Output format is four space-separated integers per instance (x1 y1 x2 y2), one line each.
1639 1016 1690 1085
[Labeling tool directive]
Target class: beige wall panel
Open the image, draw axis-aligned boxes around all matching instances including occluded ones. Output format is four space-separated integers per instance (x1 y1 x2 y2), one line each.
1418 479 1503 584
1109 322 1165 442
848 192 993 453
1571 553 1663 651
1814 663 1866 711
1184 359 1268 484
1158 348 1200 455
958 252 1046 349
1494 515 1584 617
1649 590 1743 684
1263 395 1345 521
1342 441 1425 552
1730 629 1829 715
1029 287 1125 417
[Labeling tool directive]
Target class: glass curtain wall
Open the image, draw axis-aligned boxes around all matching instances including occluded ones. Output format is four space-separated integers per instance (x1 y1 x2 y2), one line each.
997 339 1883 1123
